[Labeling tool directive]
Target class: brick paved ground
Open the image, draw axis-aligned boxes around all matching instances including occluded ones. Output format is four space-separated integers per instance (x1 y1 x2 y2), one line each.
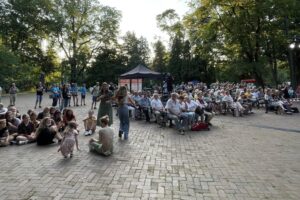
0 94 299 200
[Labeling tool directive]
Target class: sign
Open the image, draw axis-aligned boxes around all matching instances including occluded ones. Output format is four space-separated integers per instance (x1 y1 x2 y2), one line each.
119 79 142 91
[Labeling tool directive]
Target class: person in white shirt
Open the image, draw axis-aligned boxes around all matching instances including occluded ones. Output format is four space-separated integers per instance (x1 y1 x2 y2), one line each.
151 93 167 126
165 93 188 134
184 96 198 125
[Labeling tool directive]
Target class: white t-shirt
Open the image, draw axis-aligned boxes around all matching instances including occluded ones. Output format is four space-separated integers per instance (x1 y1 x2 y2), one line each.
222 95 233 103
151 98 163 111
165 99 181 115
186 100 198 112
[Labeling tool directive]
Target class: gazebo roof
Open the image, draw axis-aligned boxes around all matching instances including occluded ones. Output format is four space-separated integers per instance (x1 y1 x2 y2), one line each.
120 64 162 79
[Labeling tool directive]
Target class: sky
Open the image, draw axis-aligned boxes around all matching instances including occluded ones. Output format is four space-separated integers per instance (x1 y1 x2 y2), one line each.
100 0 189 46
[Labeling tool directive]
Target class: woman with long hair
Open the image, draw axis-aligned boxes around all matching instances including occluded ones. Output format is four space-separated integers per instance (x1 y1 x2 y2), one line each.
35 117 62 145
115 86 131 140
97 82 113 126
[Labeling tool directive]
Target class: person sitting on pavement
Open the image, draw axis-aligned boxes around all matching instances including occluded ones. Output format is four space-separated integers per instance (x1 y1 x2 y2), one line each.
5 110 21 139
165 93 188 135
29 111 40 129
37 107 50 121
63 108 77 126
83 110 97 136
89 115 114 156
0 119 12 147
8 105 21 119
0 103 7 119
52 110 63 132
35 117 62 145
16 114 36 144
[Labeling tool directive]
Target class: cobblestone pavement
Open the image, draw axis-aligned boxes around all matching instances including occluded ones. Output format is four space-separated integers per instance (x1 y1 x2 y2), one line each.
0 94 299 200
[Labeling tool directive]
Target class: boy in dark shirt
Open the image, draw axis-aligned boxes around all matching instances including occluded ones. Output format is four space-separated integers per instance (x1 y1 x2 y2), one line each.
16 114 36 144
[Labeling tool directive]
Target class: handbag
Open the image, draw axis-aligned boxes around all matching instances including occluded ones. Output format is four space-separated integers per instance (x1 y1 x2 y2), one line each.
191 122 210 131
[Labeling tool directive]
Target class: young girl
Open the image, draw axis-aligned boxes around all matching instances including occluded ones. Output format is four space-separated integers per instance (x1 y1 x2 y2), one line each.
58 121 80 158
83 110 97 136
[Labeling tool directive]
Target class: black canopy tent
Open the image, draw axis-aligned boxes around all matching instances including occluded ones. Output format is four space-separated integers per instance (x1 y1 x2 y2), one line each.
119 64 162 91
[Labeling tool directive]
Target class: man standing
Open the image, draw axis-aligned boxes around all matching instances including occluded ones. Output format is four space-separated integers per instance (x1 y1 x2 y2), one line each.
35 82 44 109
9 83 18 106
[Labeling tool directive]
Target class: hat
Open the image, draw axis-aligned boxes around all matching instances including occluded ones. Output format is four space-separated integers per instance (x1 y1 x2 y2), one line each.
0 103 8 115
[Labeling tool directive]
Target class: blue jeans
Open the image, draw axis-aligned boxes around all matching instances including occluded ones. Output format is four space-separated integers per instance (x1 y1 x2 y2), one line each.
60 98 69 111
36 95 43 105
118 105 129 139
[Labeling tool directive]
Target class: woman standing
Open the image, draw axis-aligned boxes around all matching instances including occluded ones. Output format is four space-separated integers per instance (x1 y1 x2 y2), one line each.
60 84 70 111
115 86 131 140
97 82 113 126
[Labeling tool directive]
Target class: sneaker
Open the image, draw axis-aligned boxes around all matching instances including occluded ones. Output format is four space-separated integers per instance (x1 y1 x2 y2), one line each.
84 131 90 136
18 140 28 145
10 140 17 145
180 130 185 135
88 130 93 135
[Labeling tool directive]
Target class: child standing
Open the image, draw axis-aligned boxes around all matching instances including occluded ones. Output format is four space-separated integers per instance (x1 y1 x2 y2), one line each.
80 84 87 106
58 121 80 158
83 110 97 136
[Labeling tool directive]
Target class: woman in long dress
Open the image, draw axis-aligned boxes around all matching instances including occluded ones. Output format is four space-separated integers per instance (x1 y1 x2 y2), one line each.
97 82 113 126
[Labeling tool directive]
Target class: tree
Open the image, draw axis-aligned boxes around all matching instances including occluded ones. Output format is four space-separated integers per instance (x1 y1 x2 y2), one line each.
122 32 150 68
152 40 167 73
86 47 127 86
50 0 121 82
168 35 183 82
184 0 300 87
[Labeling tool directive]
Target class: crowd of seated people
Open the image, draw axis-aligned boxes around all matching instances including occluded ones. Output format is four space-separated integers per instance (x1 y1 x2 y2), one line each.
120 82 299 134
0 103 80 147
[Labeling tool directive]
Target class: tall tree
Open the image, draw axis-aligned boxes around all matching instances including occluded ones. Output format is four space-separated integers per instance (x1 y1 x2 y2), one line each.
185 0 300 87
152 40 167 73
50 0 121 82
122 32 150 68
86 47 127 86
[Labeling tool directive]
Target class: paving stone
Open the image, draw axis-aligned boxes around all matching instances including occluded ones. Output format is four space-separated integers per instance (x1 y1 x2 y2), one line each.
0 94 299 200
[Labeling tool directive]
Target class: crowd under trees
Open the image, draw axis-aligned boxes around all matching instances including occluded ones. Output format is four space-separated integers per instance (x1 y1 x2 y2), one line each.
0 0 300 91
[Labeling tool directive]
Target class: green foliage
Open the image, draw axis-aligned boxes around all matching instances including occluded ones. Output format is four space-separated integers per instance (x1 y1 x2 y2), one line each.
184 0 300 87
152 40 168 73
49 0 121 82
86 48 127 86
122 32 150 68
